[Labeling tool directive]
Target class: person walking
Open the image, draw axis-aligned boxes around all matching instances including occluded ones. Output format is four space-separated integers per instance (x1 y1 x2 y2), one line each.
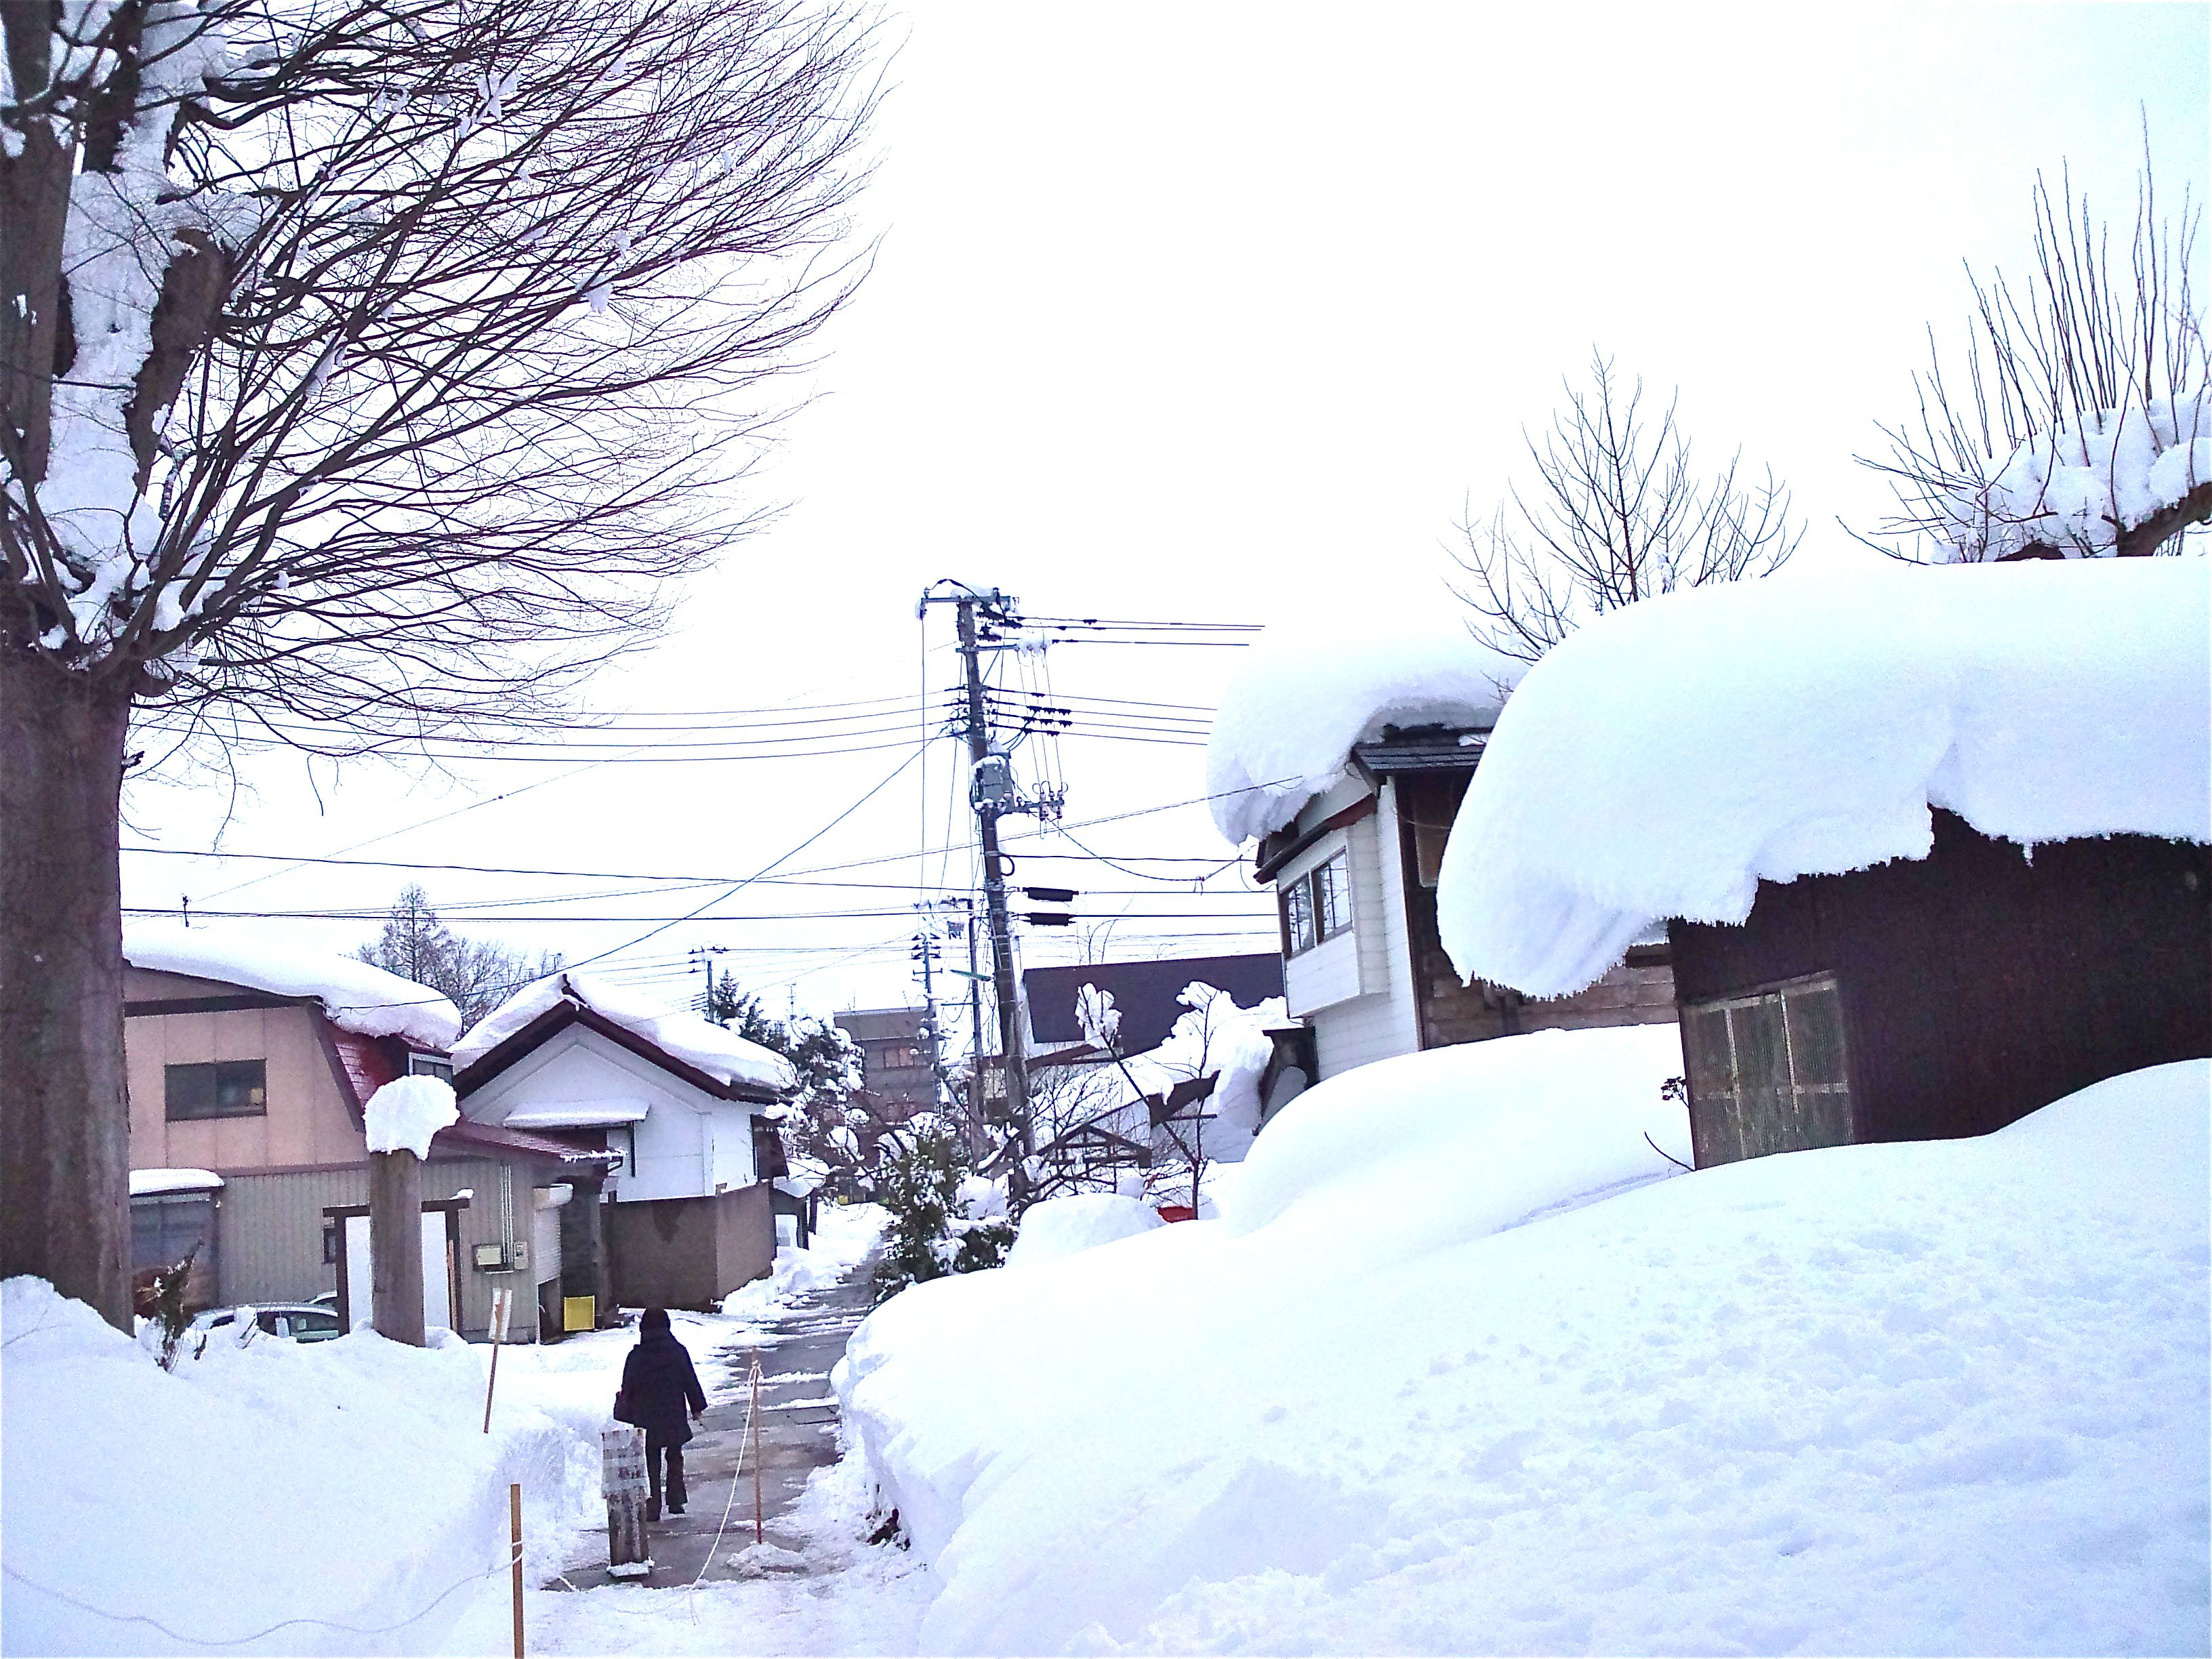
617 1307 707 1522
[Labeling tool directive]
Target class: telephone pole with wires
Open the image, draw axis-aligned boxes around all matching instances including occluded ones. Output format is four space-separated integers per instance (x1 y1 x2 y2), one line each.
918 581 1063 1200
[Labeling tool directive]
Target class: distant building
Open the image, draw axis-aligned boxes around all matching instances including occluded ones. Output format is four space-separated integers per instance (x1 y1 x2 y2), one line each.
835 1006 939 1126
121 926 609 1341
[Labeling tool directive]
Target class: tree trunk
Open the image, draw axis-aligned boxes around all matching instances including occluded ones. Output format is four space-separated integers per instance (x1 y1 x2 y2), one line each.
0 639 136 1329
369 1147 427 1346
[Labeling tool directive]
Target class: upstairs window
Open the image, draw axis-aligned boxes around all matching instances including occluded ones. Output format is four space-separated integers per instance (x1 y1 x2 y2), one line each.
1282 852 1353 957
407 1053 454 1082
165 1059 267 1121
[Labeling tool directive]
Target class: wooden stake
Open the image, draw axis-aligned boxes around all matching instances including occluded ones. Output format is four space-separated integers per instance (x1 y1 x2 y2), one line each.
509 1481 525 1659
483 1286 510 1433
751 1357 764 1547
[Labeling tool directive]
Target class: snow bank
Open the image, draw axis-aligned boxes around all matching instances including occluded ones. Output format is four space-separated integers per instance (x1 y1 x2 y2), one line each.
123 921 462 1050
1005 1193 1164 1269
835 1040 2209 1655
452 972 796 1094
1 1279 597 1657
1207 600 1523 844
1439 556 2212 997
364 1075 460 1159
1956 385 2209 560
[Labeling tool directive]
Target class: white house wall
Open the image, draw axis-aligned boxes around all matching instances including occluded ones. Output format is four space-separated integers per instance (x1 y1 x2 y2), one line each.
1278 787 1420 1082
462 1024 756 1202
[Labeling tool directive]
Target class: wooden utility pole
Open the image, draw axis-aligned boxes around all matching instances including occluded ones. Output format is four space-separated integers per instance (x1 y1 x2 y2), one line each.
368 1147 426 1346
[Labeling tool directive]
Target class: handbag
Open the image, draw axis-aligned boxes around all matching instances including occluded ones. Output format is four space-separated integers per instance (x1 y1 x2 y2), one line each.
613 1386 640 1427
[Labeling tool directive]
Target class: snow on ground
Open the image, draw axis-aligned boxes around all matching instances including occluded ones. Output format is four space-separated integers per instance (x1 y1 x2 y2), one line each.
464 1452 935 1658
1439 555 2212 997
123 920 462 1049
836 1031 2209 1655
1 1282 596 1657
451 972 796 1094
1206 597 1523 844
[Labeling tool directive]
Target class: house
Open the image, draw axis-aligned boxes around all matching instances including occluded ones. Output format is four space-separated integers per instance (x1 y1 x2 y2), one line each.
1207 610 1673 1085
122 923 612 1340
835 1005 939 1126
452 972 798 1309
1434 555 2212 1168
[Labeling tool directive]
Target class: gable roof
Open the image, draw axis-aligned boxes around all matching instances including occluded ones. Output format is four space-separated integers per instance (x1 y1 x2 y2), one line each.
1024 953 1286 1056
452 997 790 1105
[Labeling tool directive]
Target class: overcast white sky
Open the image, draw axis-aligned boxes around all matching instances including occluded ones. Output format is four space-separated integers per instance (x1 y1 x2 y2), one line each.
120 3 2210 1035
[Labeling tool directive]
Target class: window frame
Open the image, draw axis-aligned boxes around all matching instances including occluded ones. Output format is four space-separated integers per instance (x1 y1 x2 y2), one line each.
1279 851 1353 959
164 1059 268 1122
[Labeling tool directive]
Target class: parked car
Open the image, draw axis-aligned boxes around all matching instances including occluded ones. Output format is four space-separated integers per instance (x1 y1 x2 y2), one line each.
190 1303 344 1343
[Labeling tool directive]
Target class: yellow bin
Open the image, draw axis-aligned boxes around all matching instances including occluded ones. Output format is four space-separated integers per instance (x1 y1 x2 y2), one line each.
562 1295 596 1334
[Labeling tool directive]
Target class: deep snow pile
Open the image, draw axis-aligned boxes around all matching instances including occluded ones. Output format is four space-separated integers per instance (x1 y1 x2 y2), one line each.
1439 556 2212 997
123 920 462 1049
722 1203 892 1319
364 1074 459 1158
1 1279 597 1657
835 1036 2209 1655
1005 1192 1164 1269
452 971 796 1093
1207 598 1523 843
1957 385 2209 559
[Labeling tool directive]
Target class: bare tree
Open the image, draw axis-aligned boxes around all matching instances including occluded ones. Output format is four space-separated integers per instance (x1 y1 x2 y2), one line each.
1861 142 2208 561
1451 351 1802 665
356 884 562 1026
2 0 878 1324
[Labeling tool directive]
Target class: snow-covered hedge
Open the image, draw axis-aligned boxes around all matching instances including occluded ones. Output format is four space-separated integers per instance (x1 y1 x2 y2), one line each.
833 1033 2209 1654
1439 555 2212 997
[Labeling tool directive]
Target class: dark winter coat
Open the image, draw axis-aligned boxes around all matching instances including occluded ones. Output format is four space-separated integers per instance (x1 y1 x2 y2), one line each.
619 1330 707 1444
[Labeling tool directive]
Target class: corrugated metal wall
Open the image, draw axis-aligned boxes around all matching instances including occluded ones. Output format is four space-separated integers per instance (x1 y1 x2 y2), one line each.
212 1155 562 1340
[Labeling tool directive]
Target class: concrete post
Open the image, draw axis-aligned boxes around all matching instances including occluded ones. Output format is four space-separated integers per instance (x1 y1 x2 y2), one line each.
369 1147 426 1346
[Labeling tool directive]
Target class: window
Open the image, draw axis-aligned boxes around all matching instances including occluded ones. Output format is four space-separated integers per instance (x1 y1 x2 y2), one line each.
165 1059 267 1121
407 1053 453 1081
1280 853 1353 957
131 1194 213 1273
1680 974 1855 1167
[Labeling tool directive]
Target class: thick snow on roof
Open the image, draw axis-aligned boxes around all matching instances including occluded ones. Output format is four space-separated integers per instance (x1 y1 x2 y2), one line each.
123 921 462 1050
1207 598 1523 844
1439 556 2212 998
453 971 797 1095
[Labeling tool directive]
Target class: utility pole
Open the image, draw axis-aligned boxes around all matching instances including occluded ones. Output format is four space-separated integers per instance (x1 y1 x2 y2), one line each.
918 581 1063 1197
954 593 1031 1181
963 899 987 1155
909 924 944 1115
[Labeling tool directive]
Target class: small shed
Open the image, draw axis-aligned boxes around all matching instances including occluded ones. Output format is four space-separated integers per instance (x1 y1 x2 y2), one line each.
1433 555 2211 1168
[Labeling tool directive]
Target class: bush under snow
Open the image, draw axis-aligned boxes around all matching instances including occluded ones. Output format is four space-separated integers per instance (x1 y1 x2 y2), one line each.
834 1029 2209 1655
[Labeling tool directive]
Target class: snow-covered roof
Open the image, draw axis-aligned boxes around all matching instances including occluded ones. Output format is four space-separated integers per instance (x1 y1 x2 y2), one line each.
452 971 798 1096
1439 556 2212 998
122 921 462 1050
128 1168 223 1197
1206 597 1525 844
499 1100 651 1130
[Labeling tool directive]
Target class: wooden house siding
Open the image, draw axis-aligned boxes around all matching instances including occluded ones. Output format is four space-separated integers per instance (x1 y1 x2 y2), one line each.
1390 771 1676 1048
1668 809 2212 1160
